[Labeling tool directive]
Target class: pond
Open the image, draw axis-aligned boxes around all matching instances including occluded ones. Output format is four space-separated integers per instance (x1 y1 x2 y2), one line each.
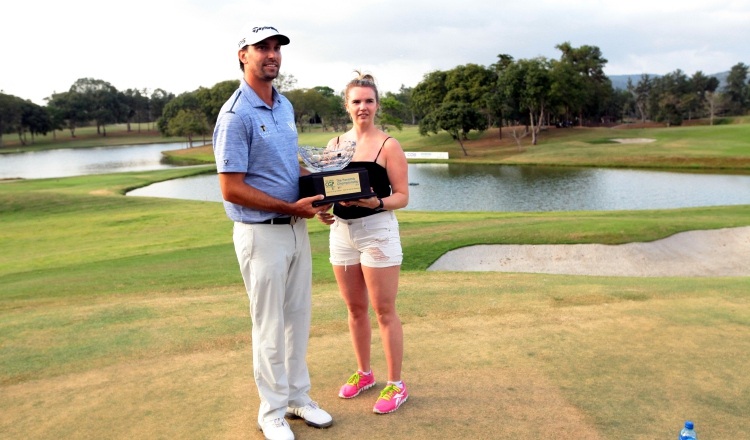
0 141 205 179
3 143 748 212
127 163 750 212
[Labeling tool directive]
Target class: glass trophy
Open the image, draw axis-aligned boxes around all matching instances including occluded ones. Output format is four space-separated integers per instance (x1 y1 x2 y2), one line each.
298 141 377 207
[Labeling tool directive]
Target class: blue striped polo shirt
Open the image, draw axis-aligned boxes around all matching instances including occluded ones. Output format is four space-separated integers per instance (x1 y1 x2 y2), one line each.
212 79 299 223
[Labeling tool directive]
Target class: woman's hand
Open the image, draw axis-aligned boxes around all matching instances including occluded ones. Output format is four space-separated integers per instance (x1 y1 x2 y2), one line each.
316 210 335 225
339 197 378 209
339 188 380 210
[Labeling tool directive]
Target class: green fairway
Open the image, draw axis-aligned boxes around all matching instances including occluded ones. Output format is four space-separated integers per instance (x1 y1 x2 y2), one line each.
2 170 749 439
499 121 750 169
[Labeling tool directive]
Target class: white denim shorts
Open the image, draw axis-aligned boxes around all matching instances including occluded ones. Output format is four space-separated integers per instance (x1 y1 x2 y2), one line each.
329 210 403 268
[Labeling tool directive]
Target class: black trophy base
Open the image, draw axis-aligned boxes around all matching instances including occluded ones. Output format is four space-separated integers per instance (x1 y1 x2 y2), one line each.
299 167 377 207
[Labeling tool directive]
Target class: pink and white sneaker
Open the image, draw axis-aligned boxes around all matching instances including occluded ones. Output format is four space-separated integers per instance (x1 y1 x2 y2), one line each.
338 371 376 399
373 382 408 414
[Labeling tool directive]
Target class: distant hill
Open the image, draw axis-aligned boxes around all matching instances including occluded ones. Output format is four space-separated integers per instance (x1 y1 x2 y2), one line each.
608 72 729 91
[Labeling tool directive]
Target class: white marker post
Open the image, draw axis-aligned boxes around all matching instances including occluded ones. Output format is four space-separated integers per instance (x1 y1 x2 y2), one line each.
404 152 449 160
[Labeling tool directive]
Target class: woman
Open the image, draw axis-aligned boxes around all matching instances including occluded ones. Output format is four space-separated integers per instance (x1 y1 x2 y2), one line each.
316 71 409 414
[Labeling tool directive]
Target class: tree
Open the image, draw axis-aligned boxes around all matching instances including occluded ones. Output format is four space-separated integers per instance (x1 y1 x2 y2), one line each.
167 109 210 148
604 89 634 123
195 80 240 125
302 89 328 132
499 57 552 145
724 62 748 115
326 93 348 132
378 96 404 131
419 102 487 156
629 74 652 123
157 92 201 135
391 85 415 125
135 89 152 131
554 42 613 125
549 58 585 126
0 93 22 148
313 86 335 97
283 89 307 130
681 71 720 121
285 88 327 132
44 101 66 140
121 88 154 133
273 72 297 93
94 88 127 136
311 86 340 131
444 63 496 134
704 91 724 125
121 89 142 132
650 70 690 126
19 100 52 144
487 54 516 138
135 88 152 132
1 97 50 146
150 88 175 126
45 91 90 138
410 70 448 119
69 78 125 136
412 65 495 151
158 80 239 135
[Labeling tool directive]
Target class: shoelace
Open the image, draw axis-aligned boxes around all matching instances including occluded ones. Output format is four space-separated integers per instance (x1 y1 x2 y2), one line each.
268 418 287 428
305 401 320 410
378 384 401 401
346 373 363 386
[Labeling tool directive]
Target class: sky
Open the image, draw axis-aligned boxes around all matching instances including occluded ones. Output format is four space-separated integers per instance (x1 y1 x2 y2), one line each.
2 0 749 105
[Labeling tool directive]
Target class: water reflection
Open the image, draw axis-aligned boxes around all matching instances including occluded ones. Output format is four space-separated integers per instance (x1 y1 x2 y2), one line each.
128 164 750 212
0 141 205 179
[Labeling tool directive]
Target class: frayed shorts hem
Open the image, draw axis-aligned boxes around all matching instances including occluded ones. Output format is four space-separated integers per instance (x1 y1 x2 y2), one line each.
328 211 403 269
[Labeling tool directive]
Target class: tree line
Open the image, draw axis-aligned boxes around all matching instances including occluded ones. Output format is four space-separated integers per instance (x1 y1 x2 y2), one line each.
0 79 176 148
0 77 246 149
410 43 750 155
626 62 749 126
278 73 414 134
158 72 416 140
2 47 747 151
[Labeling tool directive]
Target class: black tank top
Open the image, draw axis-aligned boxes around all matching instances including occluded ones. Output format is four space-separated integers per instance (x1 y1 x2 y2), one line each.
333 137 392 220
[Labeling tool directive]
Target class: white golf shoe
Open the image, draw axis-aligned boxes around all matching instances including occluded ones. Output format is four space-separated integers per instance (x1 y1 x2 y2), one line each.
256 417 294 440
285 401 333 428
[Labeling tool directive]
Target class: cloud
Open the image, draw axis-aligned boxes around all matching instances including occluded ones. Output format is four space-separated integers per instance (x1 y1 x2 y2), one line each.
1 0 748 105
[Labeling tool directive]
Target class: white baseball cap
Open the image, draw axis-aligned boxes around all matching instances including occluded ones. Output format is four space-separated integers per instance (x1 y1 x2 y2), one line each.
237 22 290 49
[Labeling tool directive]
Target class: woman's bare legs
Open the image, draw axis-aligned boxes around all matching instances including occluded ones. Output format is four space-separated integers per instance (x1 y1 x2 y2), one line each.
363 265 403 382
334 264 403 382
333 264 371 373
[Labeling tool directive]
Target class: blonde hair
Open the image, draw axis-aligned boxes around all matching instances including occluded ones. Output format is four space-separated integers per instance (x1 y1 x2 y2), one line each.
345 70 379 103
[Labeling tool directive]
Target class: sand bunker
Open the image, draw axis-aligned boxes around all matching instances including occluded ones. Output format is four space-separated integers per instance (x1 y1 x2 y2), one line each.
427 227 750 277
611 138 656 144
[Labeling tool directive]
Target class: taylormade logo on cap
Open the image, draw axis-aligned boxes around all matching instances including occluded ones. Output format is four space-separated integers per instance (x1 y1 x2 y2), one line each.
253 26 279 33
237 21 290 48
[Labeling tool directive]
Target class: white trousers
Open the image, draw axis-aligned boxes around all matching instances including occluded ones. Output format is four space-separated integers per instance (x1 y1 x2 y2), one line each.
233 220 313 423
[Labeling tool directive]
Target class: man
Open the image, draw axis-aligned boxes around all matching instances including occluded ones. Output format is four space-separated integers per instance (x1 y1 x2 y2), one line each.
212 21 333 440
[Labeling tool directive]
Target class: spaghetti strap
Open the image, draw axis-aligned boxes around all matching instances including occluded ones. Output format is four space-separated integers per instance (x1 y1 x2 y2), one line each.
336 136 340 145
374 137 392 162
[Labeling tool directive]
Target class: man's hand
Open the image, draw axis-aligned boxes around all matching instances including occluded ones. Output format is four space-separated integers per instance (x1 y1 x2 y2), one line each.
291 195 332 219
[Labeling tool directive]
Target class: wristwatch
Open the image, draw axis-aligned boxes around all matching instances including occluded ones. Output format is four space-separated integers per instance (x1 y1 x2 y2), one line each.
377 198 384 210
